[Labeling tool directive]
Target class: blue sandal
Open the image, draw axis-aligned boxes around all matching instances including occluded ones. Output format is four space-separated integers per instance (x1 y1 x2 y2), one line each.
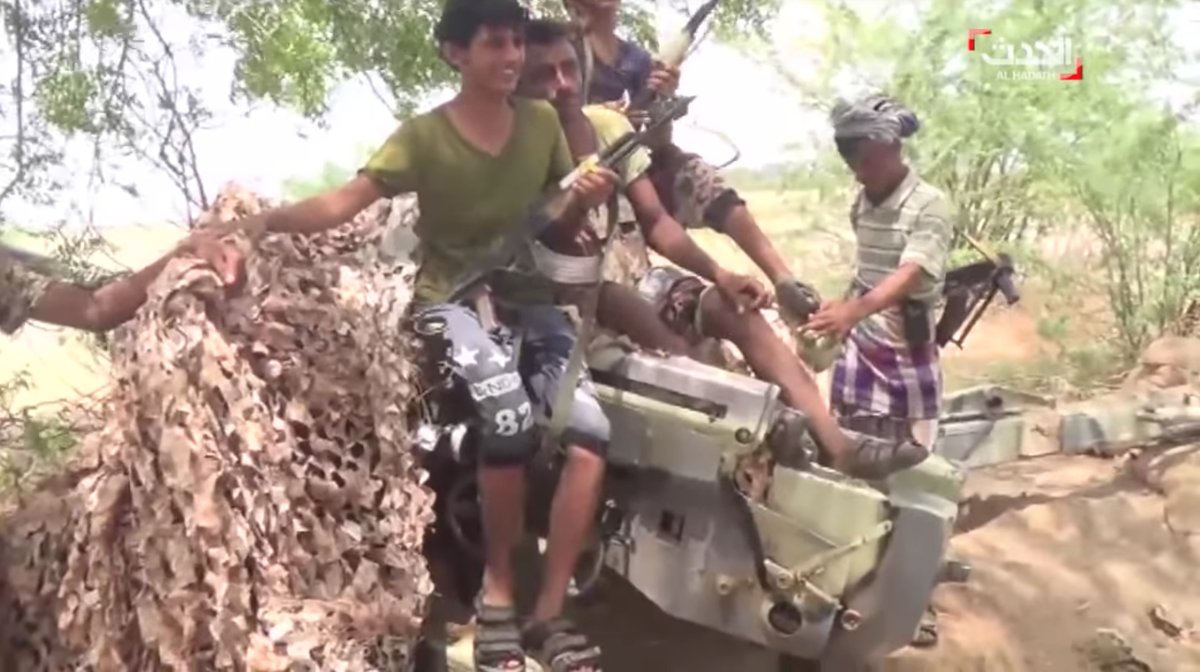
522 617 603 672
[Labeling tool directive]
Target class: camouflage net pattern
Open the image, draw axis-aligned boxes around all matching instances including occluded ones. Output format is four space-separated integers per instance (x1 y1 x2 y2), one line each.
0 185 435 671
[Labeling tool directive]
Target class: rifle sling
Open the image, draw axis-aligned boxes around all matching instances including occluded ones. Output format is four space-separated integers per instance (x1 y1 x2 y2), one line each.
544 193 619 448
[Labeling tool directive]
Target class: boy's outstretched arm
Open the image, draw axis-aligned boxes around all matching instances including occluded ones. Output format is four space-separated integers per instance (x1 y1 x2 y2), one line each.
240 176 388 237
240 120 421 238
720 205 794 286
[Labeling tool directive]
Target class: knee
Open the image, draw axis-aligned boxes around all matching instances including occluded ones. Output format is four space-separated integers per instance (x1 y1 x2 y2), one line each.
699 289 757 338
564 444 606 474
558 390 611 460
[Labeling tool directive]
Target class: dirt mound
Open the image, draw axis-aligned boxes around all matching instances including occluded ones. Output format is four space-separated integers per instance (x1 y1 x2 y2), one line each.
1124 336 1200 390
887 449 1200 672
0 186 434 671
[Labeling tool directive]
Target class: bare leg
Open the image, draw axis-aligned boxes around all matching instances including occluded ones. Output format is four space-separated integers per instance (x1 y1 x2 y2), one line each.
531 445 605 623
596 281 691 355
697 290 856 467
478 465 526 609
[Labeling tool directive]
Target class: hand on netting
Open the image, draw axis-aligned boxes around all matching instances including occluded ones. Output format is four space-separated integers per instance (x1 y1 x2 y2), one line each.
178 230 246 288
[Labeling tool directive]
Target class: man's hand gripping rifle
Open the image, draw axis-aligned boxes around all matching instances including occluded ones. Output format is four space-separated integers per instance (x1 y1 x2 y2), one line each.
444 94 696 306
625 0 720 114
935 231 1021 348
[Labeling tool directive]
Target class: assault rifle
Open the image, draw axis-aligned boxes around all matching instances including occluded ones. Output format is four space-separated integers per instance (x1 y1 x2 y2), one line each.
626 0 721 113
1 241 121 289
935 232 1021 348
444 95 696 305
0 240 64 276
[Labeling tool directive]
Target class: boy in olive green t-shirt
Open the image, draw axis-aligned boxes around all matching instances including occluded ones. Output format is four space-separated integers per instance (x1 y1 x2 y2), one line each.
234 2 617 671
362 95 575 305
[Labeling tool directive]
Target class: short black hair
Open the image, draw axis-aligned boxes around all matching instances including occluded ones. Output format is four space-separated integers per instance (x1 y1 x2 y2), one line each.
525 18 573 48
435 0 530 47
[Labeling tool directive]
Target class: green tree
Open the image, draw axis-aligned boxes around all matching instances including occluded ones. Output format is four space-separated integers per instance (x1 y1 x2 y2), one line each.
762 0 1198 361
281 160 355 202
1 0 781 221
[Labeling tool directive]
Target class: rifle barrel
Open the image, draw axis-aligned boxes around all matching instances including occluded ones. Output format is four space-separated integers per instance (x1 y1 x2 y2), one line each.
685 0 721 35
0 241 67 276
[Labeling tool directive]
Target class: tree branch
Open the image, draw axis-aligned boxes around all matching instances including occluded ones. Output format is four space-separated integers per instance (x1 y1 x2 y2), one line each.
0 0 29 207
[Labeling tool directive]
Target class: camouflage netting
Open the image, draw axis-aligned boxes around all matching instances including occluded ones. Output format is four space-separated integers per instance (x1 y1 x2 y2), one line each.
0 185 435 671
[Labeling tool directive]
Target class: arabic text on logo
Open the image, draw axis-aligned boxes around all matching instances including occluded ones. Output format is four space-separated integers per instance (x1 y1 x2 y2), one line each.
968 28 1083 81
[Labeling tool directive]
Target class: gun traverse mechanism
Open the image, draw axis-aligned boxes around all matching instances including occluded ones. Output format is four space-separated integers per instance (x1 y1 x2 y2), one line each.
444 94 696 305
936 231 1021 349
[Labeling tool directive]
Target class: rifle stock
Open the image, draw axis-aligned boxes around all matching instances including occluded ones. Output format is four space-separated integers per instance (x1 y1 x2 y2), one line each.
935 252 1020 348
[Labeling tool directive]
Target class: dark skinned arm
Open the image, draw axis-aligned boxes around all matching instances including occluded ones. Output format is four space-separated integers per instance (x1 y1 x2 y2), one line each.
851 263 925 317
32 256 178 331
721 206 795 285
626 175 727 283
848 202 952 320
560 107 599 160
541 107 619 250
30 234 242 332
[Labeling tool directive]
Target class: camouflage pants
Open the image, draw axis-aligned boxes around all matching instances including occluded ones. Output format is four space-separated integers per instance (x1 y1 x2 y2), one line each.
635 265 716 345
648 146 746 232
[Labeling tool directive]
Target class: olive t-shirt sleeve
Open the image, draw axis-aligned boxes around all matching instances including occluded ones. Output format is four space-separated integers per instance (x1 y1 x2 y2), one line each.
361 120 422 196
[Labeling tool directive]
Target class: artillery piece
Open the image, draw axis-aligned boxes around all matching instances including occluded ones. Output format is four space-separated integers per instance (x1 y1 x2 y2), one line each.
409 325 968 671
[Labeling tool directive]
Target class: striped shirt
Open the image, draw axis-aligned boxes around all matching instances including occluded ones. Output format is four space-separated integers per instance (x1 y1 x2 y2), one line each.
831 169 954 420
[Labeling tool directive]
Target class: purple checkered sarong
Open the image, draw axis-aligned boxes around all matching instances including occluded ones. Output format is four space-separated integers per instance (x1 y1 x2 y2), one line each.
830 322 942 421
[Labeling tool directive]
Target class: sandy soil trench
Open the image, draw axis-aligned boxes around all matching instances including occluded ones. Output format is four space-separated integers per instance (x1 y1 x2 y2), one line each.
536 448 1200 671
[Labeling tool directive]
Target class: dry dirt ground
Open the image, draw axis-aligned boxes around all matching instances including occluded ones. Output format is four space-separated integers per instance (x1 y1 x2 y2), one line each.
554 448 1200 672
887 449 1200 672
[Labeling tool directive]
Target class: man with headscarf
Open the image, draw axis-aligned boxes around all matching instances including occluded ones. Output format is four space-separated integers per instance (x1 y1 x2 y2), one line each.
807 93 953 467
